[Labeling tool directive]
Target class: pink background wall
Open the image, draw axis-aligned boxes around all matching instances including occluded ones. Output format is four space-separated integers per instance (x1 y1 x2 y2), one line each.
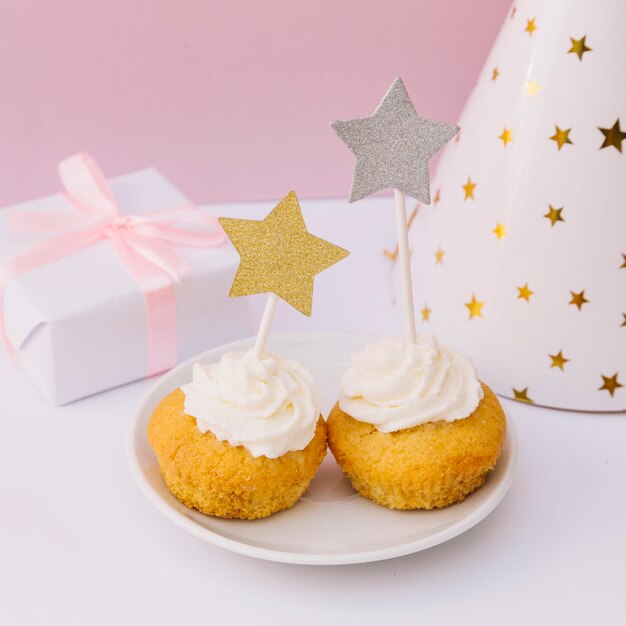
0 0 510 206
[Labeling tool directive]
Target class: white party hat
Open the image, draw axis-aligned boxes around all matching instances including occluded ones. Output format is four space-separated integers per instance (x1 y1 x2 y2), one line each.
393 0 626 410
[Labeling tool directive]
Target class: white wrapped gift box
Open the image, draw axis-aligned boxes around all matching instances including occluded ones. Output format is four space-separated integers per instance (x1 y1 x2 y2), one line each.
0 168 250 404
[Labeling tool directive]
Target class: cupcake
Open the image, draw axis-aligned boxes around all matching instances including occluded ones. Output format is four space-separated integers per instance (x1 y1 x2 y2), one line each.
327 335 506 510
148 350 327 520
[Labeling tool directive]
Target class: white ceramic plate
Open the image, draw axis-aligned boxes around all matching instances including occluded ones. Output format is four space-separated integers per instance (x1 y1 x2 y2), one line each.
128 331 517 565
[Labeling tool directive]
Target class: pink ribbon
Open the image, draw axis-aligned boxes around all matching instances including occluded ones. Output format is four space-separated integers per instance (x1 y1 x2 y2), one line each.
0 152 225 375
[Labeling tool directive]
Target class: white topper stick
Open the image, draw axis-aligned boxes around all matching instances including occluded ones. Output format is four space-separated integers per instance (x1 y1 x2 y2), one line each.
253 293 278 359
394 189 416 344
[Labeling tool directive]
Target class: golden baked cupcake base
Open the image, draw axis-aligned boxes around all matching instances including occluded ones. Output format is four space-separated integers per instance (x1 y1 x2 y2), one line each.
148 389 327 520
327 383 506 510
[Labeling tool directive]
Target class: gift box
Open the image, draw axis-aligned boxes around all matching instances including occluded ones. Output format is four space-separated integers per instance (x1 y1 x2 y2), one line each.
0 154 251 404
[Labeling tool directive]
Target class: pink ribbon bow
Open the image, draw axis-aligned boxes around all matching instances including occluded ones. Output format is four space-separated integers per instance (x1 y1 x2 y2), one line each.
0 152 225 375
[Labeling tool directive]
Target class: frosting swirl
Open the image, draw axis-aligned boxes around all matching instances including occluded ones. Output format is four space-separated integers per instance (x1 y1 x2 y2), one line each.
182 350 320 459
339 335 483 432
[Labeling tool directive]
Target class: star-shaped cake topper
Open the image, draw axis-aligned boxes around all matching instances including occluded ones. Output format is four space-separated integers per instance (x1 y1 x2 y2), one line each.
331 77 460 204
219 191 349 316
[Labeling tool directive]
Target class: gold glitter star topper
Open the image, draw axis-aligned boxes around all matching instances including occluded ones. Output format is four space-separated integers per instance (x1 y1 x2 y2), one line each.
219 192 349 359
219 191 349 317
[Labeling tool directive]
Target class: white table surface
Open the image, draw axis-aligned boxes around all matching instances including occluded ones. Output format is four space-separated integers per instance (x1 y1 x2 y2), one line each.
1 197 624 625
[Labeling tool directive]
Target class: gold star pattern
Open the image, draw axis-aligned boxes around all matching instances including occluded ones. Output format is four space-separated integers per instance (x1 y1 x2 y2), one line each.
621 313 626 327
524 79 542 98
407 205 419 231
569 290 589 311
491 67 500 82
383 247 397 262
493 222 507 240
525 18 537 36
517 283 534 301
465 294 485 319
513 387 533 403
433 188 442 206
218 191 349 316
462 177 477 200
498 127 513 147
567 35 592 61
549 350 570 371
599 119 626 153
421 305 431 322
621 253 626 269
384 205 419 260
434 246 445 265
549 126 573 150
599 373 623 397
544 205 565 226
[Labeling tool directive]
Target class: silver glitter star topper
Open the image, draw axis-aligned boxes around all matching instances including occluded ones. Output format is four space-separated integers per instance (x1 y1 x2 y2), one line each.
331 77 459 204
331 77 460 345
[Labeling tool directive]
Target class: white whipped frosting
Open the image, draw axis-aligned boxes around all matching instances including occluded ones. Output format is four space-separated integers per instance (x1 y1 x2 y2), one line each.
339 335 483 432
181 350 320 459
